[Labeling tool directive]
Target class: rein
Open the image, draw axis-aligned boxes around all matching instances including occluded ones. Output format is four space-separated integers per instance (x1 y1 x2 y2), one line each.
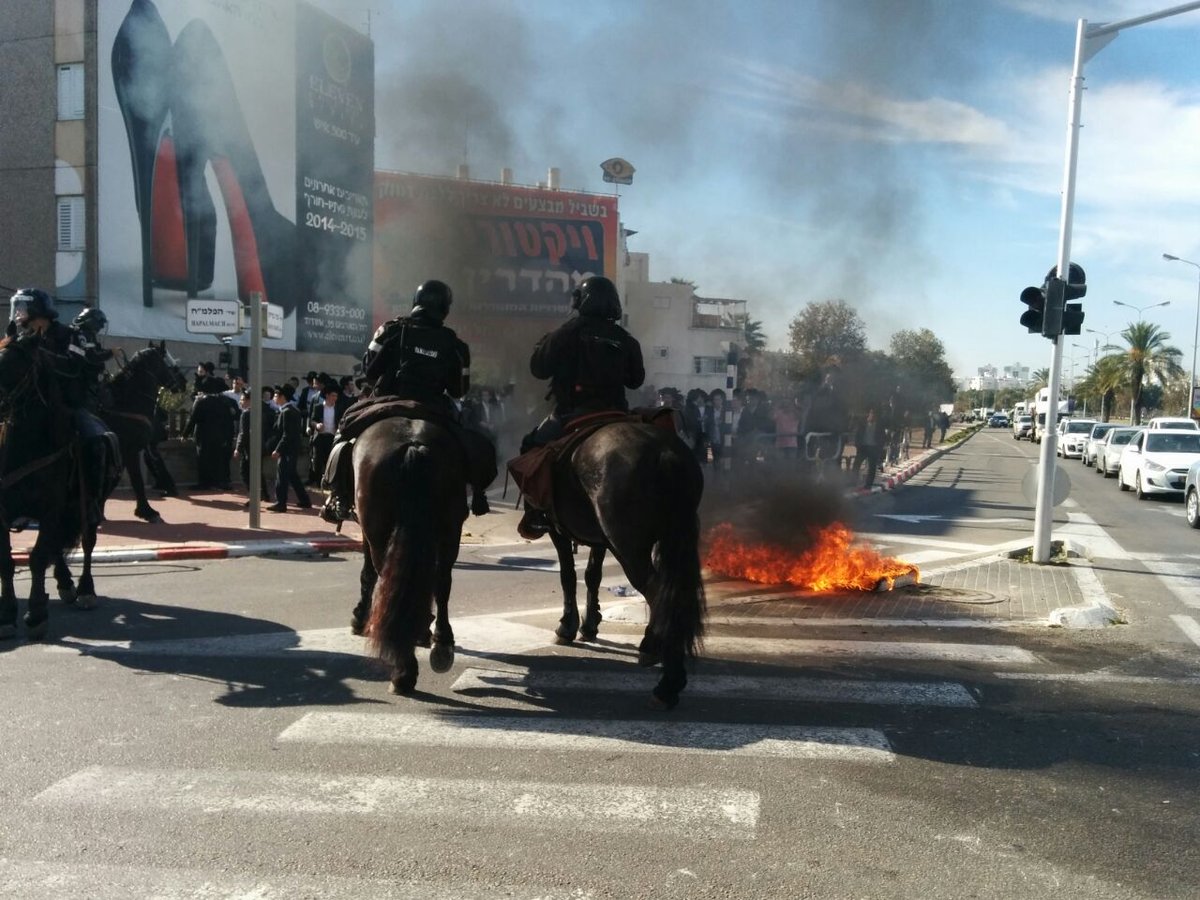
0 443 70 490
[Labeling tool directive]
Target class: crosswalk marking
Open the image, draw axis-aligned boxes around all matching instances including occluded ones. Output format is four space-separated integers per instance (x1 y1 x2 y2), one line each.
0 860 596 900
700 636 1037 664
277 711 896 762
34 766 761 839
1142 560 1200 609
450 666 977 708
1171 614 1200 649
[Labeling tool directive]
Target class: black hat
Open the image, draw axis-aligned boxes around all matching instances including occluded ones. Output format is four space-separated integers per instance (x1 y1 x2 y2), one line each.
201 361 215 374
275 383 295 401
306 370 318 380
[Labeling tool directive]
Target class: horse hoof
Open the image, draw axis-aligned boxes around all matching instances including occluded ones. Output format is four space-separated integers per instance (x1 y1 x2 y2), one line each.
429 643 455 673
74 594 98 611
637 650 662 668
350 619 365 636
388 676 416 696
135 509 161 523
553 631 576 646
650 685 680 711
579 630 599 643
415 630 433 649
58 586 77 605
24 619 48 642
0 623 15 640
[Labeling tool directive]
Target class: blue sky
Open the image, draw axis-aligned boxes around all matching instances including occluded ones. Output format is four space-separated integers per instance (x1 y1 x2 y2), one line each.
318 0 1200 378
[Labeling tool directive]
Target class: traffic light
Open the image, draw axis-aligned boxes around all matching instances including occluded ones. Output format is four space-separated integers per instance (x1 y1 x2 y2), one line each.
1062 302 1085 335
1043 276 1065 337
1020 284 1045 333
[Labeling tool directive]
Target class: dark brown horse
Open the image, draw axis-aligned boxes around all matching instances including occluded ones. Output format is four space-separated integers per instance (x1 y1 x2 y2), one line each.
102 342 187 522
0 335 84 640
545 420 706 709
351 416 468 695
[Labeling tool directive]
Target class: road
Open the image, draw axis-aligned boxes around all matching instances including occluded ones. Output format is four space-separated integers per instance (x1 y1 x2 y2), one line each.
1 429 1198 899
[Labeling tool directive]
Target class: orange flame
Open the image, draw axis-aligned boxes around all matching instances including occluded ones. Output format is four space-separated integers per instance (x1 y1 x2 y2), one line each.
703 522 919 592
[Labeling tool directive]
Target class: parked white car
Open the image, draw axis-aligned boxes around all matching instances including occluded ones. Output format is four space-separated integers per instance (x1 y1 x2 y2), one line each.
1056 419 1098 459
1146 417 1199 431
1012 415 1033 440
1082 422 1118 467
1097 427 1143 477
1117 429 1200 498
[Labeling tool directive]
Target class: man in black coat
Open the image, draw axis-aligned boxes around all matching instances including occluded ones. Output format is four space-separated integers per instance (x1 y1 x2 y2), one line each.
308 384 349 488
266 383 312 511
233 389 272 506
183 384 237 489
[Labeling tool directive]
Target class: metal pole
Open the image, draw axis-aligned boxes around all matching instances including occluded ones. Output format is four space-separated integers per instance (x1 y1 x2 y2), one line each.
248 292 264 529
1190 267 1200 417
1034 18 1087 564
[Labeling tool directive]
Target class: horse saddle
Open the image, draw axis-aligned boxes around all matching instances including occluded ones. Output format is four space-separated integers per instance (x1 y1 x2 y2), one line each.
507 408 678 515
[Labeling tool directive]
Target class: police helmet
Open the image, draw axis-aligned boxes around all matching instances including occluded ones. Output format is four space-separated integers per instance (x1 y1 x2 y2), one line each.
411 280 453 323
570 276 621 320
10 288 57 326
73 307 108 336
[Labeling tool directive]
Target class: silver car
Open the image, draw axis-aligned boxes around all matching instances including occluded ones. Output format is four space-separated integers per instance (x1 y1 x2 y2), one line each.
1096 427 1144 477
1082 422 1117 466
1185 460 1200 527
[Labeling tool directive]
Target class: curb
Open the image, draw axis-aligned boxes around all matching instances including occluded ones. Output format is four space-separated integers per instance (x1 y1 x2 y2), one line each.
849 429 975 497
17 537 361 567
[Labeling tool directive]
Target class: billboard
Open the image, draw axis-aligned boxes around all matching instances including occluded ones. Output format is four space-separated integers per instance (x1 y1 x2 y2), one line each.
374 173 618 381
98 0 374 353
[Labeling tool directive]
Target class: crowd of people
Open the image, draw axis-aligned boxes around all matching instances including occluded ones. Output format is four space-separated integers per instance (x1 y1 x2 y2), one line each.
646 380 953 490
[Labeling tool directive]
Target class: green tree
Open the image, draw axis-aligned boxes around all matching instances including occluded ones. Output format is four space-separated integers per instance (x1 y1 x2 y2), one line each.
787 299 867 371
1030 368 1050 392
742 317 767 354
1102 322 1184 425
888 328 956 412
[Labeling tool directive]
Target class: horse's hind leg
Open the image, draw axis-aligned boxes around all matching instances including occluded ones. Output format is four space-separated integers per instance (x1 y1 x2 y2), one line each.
24 538 52 641
0 532 16 639
429 537 459 674
579 546 606 642
53 554 77 605
550 529 580 644
652 645 688 711
351 539 375 636
389 643 419 696
127 450 161 523
73 528 98 610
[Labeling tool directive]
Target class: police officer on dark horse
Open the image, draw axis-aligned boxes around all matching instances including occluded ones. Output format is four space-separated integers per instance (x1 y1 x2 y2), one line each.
517 275 646 539
4 290 118 527
321 279 496 526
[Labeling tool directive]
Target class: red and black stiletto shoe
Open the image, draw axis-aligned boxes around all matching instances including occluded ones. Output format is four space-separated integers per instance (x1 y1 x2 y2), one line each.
111 0 215 307
170 19 296 313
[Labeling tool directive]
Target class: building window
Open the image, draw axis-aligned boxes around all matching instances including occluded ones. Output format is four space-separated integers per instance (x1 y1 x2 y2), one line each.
57 63 85 120
57 195 85 250
652 346 669 359
692 356 725 375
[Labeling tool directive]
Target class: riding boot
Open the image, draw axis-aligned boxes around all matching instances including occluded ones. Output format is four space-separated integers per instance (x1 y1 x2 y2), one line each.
471 487 490 516
319 438 357 525
517 504 550 540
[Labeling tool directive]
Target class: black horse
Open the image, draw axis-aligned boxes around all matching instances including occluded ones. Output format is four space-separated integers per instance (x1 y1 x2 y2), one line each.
0 335 86 640
101 342 187 522
544 421 706 709
351 416 468 695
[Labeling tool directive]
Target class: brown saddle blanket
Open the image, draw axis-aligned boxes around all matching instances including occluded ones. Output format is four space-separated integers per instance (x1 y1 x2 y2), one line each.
507 407 679 514
336 396 497 487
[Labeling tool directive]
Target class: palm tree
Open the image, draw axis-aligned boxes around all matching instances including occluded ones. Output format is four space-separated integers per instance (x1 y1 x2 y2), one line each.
1102 321 1184 425
1090 354 1126 422
742 317 767 354
1030 368 1050 392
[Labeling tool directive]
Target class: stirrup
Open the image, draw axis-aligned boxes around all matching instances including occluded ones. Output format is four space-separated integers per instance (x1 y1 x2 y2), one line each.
471 490 490 516
517 507 550 540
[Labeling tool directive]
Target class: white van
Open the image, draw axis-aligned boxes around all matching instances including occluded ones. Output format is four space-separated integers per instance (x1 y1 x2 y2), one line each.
1147 417 1200 431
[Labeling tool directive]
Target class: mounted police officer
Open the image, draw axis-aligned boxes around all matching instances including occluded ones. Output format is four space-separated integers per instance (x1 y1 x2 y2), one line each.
517 275 645 538
321 280 496 524
6 289 117 525
72 307 115 414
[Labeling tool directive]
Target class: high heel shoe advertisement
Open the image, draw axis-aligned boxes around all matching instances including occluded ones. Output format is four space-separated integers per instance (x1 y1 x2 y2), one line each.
98 0 374 354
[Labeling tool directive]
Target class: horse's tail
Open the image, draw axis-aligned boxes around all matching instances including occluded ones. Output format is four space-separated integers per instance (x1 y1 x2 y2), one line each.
365 443 437 663
647 448 706 658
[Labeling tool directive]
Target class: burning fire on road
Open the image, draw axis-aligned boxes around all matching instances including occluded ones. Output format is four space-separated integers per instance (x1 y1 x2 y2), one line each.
703 522 919 593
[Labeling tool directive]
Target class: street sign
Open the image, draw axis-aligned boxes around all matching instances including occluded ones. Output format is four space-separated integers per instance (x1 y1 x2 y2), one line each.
264 302 284 340
600 157 635 185
185 299 241 335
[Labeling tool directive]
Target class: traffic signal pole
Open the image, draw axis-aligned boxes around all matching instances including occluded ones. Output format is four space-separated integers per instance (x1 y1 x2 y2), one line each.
1033 4 1200 563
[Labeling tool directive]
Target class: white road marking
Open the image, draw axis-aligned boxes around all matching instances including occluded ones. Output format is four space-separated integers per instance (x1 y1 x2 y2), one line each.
1170 614 1200 649
855 533 992 552
700 636 1037 664
0 860 594 900
47 619 550 660
278 711 895 762
35 766 760 839
1140 560 1200 609
1059 511 1131 560
450 666 977 708
996 672 1200 684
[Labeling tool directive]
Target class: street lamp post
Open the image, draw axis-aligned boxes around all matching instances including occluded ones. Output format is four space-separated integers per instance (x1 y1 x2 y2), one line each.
1163 253 1200 418
1071 342 1089 414
1113 299 1170 320
1113 300 1170 423
1086 327 1120 421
